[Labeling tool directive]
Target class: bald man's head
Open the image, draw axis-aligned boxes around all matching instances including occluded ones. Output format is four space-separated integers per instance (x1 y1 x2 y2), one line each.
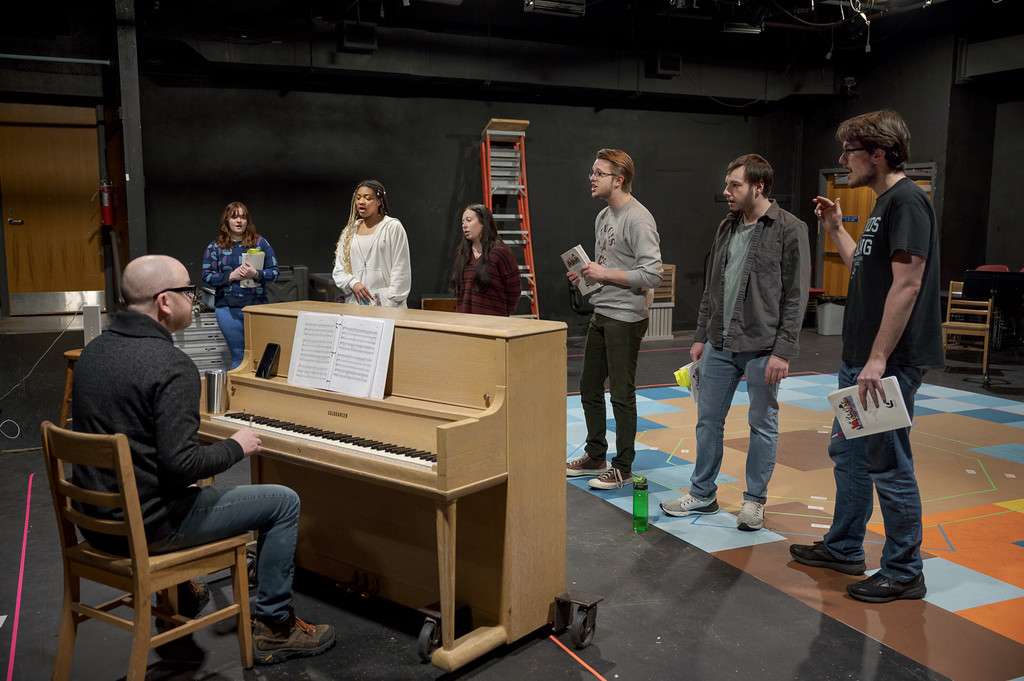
122 255 190 307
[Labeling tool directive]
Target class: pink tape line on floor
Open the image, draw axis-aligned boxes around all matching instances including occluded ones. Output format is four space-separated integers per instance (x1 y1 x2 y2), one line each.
6 473 34 681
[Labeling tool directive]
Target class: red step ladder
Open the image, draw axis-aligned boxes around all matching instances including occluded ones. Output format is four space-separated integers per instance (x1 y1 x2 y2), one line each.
480 118 539 318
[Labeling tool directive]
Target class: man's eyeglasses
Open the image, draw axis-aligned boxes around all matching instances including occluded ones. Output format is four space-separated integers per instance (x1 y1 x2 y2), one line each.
154 284 199 303
840 146 868 159
589 170 619 180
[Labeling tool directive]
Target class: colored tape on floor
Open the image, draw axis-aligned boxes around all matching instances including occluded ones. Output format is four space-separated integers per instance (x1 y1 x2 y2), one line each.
548 635 608 681
6 473 33 681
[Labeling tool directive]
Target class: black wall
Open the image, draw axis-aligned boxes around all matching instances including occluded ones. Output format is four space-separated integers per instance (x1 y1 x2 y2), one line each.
142 80 801 333
942 83 997 285
797 35 956 267
986 100 1024 269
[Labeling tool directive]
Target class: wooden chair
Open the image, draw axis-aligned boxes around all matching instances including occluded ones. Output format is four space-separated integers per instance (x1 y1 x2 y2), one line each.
644 264 676 341
58 348 82 428
41 421 253 681
941 281 994 385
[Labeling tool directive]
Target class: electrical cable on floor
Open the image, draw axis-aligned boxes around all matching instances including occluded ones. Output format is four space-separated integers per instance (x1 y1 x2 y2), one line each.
1 419 22 440
0 447 40 455
0 305 83 441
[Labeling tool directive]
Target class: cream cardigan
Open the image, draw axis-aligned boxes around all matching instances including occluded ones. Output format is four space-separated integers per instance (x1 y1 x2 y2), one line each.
331 216 412 308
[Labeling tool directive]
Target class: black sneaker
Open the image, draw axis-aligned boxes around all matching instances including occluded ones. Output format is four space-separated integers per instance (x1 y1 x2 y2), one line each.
847 572 926 603
789 541 866 575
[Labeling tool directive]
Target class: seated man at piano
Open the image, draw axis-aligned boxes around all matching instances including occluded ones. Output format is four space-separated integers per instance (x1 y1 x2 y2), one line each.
70 254 335 665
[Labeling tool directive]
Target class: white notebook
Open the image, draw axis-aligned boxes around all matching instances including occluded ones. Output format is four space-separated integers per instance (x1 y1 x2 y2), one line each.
286 311 395 400
239 250 264 288
561 245 603 296
827 376 912 439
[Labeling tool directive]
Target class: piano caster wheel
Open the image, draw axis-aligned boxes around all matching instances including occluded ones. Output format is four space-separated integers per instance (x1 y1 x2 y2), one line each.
417 617 440 662
552 591 602 647
570 604 597 650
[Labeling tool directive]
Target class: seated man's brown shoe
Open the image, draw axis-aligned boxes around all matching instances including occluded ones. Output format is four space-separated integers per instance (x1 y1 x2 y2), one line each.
253 614 336 665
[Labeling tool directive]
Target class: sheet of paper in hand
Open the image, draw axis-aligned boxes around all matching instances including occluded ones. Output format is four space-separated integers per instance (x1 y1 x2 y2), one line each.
827 375 911 439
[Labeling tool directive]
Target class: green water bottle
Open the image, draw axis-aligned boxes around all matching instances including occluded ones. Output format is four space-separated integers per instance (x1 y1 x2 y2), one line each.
632 474 649 534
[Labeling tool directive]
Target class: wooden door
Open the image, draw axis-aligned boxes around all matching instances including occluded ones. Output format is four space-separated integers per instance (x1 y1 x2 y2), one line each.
0 104 103 301
822 174 933 296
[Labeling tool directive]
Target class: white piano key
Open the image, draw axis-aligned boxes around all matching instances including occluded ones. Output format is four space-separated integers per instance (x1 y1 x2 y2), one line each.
214 414 434 468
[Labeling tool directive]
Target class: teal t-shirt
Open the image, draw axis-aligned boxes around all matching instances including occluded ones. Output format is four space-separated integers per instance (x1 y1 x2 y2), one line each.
722 222 756 337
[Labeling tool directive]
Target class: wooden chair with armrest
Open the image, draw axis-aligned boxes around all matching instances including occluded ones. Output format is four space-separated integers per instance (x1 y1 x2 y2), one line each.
41 420 253 681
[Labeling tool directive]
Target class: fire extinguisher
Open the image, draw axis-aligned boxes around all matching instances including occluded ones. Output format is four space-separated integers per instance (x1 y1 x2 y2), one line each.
99 180 114 226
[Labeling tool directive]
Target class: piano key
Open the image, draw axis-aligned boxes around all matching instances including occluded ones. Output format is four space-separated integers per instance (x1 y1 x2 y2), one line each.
215 413 434 468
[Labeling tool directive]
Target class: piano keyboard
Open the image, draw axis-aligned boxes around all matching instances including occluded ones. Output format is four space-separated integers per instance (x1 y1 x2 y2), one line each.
216 412 437 469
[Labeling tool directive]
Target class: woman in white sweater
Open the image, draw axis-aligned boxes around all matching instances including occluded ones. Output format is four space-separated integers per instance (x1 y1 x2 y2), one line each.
332 179 412 307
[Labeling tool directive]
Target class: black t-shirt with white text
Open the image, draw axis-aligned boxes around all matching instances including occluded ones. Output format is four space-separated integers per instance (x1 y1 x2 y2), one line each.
842 177 943 368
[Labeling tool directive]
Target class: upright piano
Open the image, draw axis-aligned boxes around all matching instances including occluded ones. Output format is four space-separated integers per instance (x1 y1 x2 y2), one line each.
198 301 567 671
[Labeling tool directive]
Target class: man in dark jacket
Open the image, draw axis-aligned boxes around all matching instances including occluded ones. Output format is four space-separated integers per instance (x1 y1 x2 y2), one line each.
660 154 810 531
72 254 334 664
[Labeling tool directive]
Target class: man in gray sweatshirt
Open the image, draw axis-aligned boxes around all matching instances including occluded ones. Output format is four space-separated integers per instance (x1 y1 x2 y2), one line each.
566 148 663 490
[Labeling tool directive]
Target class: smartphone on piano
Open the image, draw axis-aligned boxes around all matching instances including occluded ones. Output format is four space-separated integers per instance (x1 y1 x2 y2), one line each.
256 342 281 379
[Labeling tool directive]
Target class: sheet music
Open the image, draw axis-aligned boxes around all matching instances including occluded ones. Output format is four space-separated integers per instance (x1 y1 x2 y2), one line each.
330 316 394 399
287 311 395 399
287 312 340 389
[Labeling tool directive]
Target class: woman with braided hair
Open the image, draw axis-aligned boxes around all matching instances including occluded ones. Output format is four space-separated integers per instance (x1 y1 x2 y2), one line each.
331 180 411 307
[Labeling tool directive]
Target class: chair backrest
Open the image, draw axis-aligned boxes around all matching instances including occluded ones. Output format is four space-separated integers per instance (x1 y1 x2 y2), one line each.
41 421 150 567
945 281 963 321
975 264 1010 272
653 264 677 305
421 297 458 312
946 291 994 325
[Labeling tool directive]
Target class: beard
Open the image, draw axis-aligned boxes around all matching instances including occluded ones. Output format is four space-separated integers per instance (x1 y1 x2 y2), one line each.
731 193 756 215
847 165 876 189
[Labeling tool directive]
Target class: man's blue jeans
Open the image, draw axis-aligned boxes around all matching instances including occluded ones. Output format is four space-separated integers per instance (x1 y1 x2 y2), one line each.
215 306 246 370
690 344 779 503
823 363 924 582
149 484 300 623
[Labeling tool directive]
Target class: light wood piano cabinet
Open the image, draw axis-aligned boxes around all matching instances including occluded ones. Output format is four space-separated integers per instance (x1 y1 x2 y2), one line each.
198 301 567 671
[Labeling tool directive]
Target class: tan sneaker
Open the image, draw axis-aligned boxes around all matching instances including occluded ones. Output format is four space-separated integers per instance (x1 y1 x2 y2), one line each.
566 454 609 477
253 614 336 665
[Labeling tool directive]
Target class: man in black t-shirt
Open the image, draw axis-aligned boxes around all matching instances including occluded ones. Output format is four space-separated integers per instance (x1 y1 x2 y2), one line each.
790 110 942 603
